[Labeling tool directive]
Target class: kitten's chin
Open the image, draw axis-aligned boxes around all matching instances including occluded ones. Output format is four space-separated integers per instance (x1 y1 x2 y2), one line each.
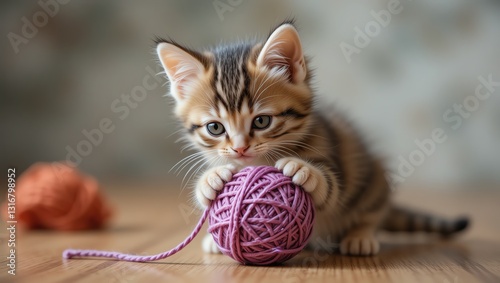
229 156 264 168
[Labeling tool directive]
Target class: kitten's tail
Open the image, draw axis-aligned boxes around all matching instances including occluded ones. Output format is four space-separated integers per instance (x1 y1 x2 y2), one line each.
382 205 470 236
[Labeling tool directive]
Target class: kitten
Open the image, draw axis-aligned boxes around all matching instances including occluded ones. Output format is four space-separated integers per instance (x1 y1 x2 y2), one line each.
155 20 469 256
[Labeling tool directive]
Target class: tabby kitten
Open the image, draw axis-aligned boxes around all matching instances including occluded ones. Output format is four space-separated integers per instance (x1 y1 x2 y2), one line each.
155 21 468 256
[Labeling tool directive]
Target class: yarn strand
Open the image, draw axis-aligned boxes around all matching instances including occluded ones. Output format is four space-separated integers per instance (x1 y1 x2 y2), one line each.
62 205 210 262
62 166 314 265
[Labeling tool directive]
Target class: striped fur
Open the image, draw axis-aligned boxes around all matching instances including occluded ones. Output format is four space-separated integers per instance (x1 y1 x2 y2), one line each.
156 20 469 256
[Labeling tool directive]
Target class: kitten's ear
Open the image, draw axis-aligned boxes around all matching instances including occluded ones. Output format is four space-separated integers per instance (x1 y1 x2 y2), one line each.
156 42 205 102
256 24 306 84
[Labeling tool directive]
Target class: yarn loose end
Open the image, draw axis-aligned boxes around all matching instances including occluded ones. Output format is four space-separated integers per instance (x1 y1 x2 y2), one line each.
62 166 315 265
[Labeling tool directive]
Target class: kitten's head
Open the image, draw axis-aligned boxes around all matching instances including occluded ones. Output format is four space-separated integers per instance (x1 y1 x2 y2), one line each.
156 22 313 167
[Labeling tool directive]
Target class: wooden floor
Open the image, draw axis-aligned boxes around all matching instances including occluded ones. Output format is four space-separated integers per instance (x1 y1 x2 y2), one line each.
1 183 499 283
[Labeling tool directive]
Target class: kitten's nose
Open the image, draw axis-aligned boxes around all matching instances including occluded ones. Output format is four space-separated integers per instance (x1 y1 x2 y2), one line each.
231 146 249 155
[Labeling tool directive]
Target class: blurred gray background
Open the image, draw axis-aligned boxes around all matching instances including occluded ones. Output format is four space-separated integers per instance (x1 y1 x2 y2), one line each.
1 0 499 189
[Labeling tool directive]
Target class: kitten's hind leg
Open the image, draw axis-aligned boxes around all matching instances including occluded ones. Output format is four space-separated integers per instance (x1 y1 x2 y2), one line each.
340 209 387 256
340 224 380 256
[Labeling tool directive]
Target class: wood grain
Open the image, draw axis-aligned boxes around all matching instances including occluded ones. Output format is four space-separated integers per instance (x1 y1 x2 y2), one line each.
1 183 499 283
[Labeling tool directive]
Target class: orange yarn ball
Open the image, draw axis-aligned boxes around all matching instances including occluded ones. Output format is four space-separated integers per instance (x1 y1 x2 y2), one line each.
2 162 112 230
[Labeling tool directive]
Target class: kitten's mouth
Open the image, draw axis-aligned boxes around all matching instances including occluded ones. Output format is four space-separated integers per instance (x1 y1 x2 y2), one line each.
236 154 253 160
233 154 255 162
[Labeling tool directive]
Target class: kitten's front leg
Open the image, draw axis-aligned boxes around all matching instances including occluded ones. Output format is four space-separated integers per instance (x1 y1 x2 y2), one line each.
202 234 221 254
275 157 334 208
195 164 236 254
195 164 237 208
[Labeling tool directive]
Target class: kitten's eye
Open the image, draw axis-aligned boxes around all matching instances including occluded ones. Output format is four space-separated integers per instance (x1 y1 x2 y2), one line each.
252 115 272 130
206 122 225 136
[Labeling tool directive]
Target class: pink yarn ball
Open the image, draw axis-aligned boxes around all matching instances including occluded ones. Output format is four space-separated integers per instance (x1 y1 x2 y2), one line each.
208 166 315 265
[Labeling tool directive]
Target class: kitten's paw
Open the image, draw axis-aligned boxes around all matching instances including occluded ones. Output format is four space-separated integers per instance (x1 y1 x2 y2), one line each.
195 164 237 208
275 157 327 204
340 236 380 256
202 234 221 254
